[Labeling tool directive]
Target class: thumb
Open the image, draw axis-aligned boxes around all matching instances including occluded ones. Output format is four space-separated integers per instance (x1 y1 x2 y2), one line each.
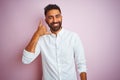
39 20 42 27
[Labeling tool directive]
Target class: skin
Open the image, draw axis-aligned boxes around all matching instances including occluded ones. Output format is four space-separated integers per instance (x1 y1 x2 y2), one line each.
25 9 87 80
45 9 62 34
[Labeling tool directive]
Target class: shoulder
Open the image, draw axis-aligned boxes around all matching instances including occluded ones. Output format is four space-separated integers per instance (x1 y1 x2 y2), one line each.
38 34 49 42
63 28 80 38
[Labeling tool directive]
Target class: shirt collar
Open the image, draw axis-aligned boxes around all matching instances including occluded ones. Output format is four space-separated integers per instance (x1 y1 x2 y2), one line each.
50 28 64 38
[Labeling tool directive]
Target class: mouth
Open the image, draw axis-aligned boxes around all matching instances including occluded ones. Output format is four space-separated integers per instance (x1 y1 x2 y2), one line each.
53 23 59 26
50 22 60 27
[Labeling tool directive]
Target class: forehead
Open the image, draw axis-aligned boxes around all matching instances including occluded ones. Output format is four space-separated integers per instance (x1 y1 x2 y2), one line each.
46 9 61 16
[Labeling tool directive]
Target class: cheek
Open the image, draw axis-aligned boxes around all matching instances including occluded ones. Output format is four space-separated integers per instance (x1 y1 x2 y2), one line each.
46 20 52 25
59 18 62 22
49 19 54 23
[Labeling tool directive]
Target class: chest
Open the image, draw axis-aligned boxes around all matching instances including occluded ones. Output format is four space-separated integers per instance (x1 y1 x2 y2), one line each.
40 36 75 61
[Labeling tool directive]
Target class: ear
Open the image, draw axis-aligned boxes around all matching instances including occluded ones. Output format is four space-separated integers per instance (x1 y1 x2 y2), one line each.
45 18 48 24
61 15 63 18
61 15 63 19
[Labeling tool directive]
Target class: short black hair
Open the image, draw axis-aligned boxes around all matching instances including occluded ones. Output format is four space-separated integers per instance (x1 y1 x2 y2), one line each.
44 4 61 16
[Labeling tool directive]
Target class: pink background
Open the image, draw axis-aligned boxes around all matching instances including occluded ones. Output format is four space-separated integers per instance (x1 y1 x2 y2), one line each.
0 0 120 80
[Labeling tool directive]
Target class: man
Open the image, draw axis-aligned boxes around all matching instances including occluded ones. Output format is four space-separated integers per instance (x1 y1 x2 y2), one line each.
22 4 87 80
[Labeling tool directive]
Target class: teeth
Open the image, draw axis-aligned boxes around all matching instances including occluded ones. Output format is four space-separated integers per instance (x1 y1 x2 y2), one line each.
54 24 58 26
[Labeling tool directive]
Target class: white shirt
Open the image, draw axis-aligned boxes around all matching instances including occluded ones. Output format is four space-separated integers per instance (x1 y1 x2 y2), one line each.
22 28 87 80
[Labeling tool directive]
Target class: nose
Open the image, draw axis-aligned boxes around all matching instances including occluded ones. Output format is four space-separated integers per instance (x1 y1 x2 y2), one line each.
53 17 57 22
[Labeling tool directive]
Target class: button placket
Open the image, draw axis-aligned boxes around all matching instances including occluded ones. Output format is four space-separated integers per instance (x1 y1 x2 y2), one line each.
55 36 62 80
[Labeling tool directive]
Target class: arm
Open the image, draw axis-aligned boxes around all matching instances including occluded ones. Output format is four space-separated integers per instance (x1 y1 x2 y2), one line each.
74 34 87 80
80 72 87 80
25 21 49 53
22 21 49 64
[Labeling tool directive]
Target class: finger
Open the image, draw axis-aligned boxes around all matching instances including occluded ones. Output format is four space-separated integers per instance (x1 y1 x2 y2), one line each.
41 25 47 30
39 20 42 27
45 32 51 35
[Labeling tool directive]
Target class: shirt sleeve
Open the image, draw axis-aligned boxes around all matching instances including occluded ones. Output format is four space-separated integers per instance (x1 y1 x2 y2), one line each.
73 34 87 74
22 39 41 64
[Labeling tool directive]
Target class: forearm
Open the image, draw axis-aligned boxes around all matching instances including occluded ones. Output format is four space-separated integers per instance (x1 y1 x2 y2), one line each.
80 72 87 80
25 31 40 53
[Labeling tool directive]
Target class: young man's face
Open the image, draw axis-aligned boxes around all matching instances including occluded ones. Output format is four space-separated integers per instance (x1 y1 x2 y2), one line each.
45 9 62 32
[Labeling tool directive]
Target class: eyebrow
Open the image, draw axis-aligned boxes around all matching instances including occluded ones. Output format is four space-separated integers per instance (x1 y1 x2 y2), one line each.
47 14 61 17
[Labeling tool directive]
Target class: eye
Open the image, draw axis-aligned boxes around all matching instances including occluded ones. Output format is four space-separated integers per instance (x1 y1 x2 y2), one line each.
56 14 61 18
48 16 53 20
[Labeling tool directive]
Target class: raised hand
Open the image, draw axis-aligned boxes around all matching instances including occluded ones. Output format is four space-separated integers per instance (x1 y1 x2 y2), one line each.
36 20 50 36
25 20 50 52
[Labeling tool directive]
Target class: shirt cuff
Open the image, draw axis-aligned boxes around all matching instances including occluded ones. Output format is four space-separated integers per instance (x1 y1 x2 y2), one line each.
23 49 35 58
78 65 87 74
22 49 36 64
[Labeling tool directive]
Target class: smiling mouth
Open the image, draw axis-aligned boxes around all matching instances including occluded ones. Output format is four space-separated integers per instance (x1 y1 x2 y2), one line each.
53 23 59 26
